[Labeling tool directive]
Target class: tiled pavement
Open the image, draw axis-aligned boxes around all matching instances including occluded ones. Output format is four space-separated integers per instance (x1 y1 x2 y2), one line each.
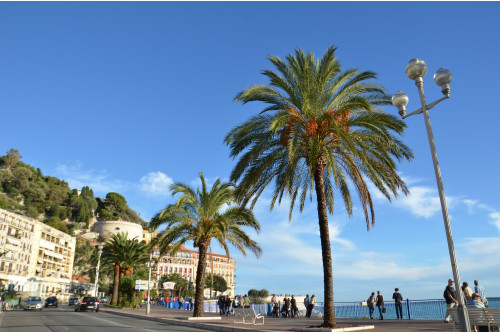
101 305 457 332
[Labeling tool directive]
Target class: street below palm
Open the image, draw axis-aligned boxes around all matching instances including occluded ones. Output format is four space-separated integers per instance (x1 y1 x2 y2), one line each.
0 306 209 332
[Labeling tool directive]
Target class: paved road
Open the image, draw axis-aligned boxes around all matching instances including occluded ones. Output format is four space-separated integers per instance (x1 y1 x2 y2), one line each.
0 305 210 332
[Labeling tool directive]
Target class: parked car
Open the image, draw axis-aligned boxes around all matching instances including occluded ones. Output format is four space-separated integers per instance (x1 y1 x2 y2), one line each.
24 296 43 311
99 297 109 304
45 296 58 308
68 297 79 306
75 296 100 312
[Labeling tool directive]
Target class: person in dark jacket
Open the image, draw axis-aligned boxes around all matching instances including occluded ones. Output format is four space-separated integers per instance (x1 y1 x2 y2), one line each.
376 291 384 320
291 295 298 318
393 288 403 319
218 294 225 315
225 295 232 316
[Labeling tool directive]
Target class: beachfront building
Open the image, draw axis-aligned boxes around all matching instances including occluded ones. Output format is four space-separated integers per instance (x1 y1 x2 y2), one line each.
0 208 76 300
153 246 235 297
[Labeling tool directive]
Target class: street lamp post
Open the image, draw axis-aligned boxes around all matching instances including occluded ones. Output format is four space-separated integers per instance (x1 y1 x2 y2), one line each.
146 249 153 315
392 58 470 332
94 245 103 298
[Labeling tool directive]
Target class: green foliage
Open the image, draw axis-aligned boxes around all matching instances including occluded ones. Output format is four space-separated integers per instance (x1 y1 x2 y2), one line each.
150 289 158 299
96 192 144 224
247 288 268 304
205 274 228 294
25 205 39 218
0 150 143 229
0 148 22 170
45 216 68 233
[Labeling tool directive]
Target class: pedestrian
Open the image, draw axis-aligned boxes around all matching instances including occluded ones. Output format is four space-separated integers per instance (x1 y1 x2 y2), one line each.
178 296 183 309
444 278 459 323
271 294 279 317
282 294 291 318
474 280 487 307
307 294 316 318
189 297 194 310
303 294 310 317
376 291 384 320
225 295 232 316
462 282 473 303
218 294 225 316
291 295 298 318
232 295 239 309
243 294 250 308
367 292 376 319
393 288 403 320
467 293 488 332
0 295 3 313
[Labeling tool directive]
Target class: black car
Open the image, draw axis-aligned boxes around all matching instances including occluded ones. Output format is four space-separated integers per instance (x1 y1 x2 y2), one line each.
68 297 79 306
75 297 100 312
45 297 58 308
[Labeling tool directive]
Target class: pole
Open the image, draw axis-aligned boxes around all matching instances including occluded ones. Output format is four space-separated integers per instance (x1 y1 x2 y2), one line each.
146 250 152 315
415 78 470 332
94 246 103 298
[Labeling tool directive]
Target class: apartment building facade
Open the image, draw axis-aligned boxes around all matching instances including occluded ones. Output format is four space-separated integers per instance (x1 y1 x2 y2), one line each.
0 208 76 300
152 246 236 297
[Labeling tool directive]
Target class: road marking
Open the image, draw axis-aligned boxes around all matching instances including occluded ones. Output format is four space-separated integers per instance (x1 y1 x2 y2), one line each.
78 312 155 331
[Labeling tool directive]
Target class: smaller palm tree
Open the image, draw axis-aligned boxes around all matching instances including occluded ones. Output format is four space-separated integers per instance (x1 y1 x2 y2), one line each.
151 172 262 317
102 232 129 305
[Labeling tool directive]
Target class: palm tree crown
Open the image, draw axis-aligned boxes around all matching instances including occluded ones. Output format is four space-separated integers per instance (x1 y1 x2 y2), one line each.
151 172 262 317
224 45 413 327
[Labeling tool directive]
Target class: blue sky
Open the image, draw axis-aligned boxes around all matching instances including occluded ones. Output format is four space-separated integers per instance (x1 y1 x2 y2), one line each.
1 2 500 302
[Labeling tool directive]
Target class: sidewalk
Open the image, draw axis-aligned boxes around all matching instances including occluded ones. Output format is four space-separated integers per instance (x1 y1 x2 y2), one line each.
101 305 457 332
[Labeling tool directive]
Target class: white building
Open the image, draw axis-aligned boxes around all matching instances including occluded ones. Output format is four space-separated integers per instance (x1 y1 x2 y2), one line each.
93 220 143 240
0 208 76 300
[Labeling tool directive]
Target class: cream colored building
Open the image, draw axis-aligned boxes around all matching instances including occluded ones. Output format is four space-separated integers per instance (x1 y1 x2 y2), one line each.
153 246 236 297
0 208 76 300
93 220 143 240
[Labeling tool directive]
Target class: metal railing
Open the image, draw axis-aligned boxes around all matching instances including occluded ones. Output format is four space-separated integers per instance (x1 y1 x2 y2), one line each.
154 297 499 320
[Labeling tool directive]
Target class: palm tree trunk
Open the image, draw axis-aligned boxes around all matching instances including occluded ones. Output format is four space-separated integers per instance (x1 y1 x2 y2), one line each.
193 240 209 317
118 268 125 305
314 161 336 328
111 262 120 305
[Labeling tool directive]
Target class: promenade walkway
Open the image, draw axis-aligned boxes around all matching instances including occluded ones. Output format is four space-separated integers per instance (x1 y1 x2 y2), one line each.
102 305 457 332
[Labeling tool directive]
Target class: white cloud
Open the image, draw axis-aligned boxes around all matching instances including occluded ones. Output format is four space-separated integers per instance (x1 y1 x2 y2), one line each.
55 162 127 195
139 171 173 197
489 212 500 233
394 186 444 218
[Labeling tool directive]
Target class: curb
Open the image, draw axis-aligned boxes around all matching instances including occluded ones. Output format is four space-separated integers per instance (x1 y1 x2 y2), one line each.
292 325 375 332
101 308 268 332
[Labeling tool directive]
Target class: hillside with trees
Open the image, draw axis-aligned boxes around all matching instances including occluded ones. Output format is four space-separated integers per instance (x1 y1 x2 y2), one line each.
0 148 145 234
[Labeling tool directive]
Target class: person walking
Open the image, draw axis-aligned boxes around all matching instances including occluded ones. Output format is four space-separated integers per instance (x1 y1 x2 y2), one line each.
376 291 384 320
303 294 310 316
307 294 316 318
243 294 250 308
218 294 225 316
291 295 298 318
474 280 487 307
392 288 403 320
225 295 232 316
444 278 459 323
271 294 279 317
282 294 291 318
367 292 376 319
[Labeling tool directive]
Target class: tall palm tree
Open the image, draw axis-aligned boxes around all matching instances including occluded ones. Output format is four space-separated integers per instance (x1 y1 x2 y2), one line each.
224 46 413 328
150 172 262 317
